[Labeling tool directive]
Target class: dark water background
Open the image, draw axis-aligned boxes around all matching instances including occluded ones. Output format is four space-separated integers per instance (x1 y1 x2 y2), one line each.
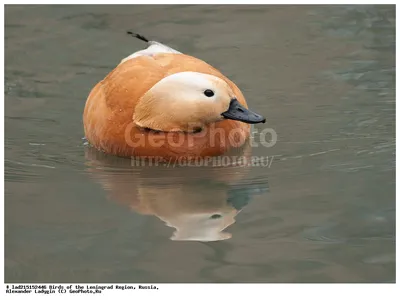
4 5 395 282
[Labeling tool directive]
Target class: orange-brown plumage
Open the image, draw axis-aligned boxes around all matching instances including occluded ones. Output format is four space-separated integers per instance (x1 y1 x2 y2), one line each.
83 39 264 160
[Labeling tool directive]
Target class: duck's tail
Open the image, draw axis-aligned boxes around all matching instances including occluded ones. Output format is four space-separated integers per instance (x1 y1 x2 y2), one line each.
127 31 149 43
121 31 181 64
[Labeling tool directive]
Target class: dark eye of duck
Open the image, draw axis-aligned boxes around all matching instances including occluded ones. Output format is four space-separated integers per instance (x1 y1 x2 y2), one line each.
210 214 222 219
204 89 214 97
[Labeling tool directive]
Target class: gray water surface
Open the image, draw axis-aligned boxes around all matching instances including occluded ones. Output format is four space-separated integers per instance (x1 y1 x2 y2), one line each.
5 5 395 283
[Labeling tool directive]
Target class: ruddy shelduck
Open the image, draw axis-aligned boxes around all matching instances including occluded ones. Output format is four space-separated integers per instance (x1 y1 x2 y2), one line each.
83 32 266 160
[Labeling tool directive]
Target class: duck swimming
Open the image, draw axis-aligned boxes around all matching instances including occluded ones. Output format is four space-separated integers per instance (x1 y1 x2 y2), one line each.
83 32 266 160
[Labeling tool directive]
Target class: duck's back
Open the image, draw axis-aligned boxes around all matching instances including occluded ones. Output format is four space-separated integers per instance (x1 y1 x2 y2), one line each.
83 53 250 159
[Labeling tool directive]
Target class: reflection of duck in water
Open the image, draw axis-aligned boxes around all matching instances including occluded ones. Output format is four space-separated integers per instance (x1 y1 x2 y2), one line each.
84 146 268 242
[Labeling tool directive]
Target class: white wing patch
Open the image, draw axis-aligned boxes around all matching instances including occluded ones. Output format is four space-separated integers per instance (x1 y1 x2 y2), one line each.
120 41 181 65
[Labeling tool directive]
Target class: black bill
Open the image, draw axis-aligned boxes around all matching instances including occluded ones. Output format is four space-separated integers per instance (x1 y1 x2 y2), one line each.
221 99 266 124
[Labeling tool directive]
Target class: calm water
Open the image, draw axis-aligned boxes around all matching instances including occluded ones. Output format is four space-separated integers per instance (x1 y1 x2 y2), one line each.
5 5 395 283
